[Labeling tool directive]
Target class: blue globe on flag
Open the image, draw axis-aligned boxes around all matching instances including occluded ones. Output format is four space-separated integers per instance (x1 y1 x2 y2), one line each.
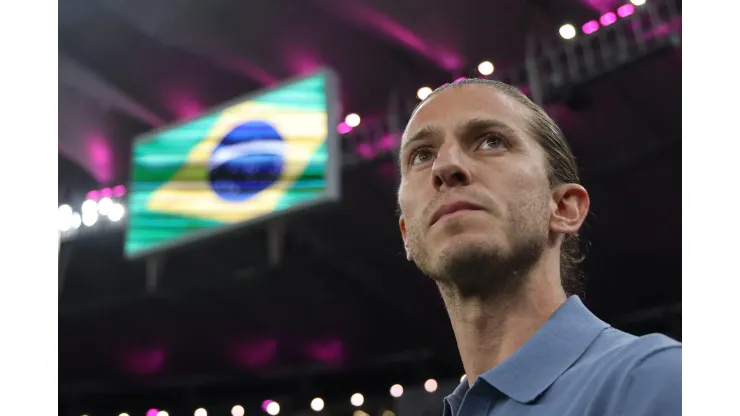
208 120 285 201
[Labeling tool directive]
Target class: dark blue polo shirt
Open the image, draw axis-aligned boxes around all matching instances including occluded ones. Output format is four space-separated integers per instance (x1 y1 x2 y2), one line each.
444 296 681 416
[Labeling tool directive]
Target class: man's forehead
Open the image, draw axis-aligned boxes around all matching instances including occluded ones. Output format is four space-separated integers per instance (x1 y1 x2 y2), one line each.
403 84 524 141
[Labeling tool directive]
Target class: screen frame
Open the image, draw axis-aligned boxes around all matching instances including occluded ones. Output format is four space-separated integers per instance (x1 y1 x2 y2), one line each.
124 68 341 260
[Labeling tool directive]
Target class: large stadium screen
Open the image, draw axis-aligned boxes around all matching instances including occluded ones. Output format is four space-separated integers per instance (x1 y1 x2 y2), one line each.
125 70 340 258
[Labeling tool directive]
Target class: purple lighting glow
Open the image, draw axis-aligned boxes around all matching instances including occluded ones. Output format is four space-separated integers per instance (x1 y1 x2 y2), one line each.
262 400 274 411
147 409 159 416
233 339 277 368
582 20 600 34
454 77 467 83
617 4 635 17
86 190 100 200
337 122 352 134
122 347 166 375
101 187 113 198
342 3 462 71
87 135 114 183
305 338 345 364
113 185 126 198
377 135 396 151
166 90 204 120
600 12 617 26
357 143 376 159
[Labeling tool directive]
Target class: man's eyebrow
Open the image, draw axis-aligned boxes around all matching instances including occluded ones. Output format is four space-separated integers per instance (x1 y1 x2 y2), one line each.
455 117 518 137
400 125 444 154
400 118 519 156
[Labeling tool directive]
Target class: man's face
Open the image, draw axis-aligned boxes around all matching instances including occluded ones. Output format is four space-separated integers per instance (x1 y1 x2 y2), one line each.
398 85 554 290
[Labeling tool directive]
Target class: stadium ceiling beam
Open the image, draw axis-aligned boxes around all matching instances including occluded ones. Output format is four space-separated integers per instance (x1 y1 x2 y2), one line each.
59 52 165 127
100 0 277 86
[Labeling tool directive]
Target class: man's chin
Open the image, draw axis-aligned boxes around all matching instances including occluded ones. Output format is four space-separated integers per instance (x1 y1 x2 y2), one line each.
425 239 502 280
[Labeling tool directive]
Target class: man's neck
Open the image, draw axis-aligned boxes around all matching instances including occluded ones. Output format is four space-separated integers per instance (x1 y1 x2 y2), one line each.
439 258 567 387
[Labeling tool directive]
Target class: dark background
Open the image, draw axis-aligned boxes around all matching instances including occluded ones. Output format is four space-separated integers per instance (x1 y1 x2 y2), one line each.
58 0 681 415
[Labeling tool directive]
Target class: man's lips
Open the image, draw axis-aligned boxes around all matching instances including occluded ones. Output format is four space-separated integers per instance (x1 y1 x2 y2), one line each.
429 201 485 226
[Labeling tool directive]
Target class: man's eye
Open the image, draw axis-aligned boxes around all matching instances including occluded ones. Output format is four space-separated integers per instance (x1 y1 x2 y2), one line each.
411 149 435 165
478 135 506 150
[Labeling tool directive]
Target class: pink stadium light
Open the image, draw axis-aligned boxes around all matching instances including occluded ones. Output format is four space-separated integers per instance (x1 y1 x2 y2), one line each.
617 4 635 17
113 185 126 198
86 190 100 201
357 143 376 159
336 122 352 135
261 400 274 411
582 20 600 35
146 409 159 416
454 77 467 83
377 134 395 151
101 187 113 198
600 12 617 26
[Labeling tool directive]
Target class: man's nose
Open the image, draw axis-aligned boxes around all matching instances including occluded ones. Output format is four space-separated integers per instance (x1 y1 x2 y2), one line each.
431 143 472 190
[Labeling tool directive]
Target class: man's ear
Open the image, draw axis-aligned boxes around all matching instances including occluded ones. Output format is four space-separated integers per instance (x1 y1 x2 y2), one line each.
399 215 413 261
550 183 590 236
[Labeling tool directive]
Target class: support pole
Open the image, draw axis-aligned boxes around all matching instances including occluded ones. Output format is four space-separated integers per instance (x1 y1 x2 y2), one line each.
146 255 163 293
267 222 286 267
525 33 545 106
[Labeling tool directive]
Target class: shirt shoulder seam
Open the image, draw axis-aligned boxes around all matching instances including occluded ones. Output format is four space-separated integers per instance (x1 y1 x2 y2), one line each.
616 344 681 416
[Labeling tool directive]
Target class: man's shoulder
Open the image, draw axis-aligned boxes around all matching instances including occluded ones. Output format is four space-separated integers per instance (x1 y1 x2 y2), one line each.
583 328 681 370
568 330 681 415
564 330 681 396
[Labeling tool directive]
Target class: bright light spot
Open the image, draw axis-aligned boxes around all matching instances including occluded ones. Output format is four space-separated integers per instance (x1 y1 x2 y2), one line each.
108 203 125 222
101 187 113 198
353 411 369 416
630 0 646 5
146 409 158 416
266 401 280 415
119 413 130 416
337 122 352 134
559 24 577 39
157 411 169 416
617 4 635 17
310 397 325 411
58 205 73 231
582 20 600 35
231 405 245 416
351 392 365 407
417 86 433 100
98 197 113 215
382 411 395 416
345 113 361 128
59 204 73 216
477 61 494 75
424 378 438 393
390 384 404 398
82 210 98 227
81 199 98 215
194 409 208 416
460 374 466 382
600 12 617 26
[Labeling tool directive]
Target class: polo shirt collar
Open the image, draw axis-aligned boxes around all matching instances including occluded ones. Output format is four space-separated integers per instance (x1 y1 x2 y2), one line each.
479 295 609 403
445 295 609 410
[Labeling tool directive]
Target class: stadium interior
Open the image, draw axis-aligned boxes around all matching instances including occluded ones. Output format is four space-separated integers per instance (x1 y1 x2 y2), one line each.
58 0 681 415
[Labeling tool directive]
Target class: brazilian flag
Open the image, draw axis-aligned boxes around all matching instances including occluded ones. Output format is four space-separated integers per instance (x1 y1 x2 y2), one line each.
125 71 338 258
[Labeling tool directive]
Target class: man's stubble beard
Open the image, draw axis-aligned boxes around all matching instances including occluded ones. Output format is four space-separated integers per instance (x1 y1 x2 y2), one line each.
406 197 550 299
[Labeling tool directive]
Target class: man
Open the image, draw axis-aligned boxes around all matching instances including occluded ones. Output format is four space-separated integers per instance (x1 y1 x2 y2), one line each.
396 79 681 415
